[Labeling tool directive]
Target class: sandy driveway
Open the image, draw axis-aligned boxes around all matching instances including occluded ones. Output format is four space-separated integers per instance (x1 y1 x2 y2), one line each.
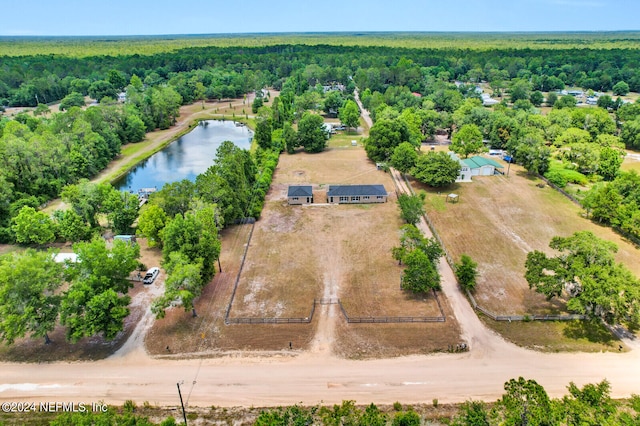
1 93 639 409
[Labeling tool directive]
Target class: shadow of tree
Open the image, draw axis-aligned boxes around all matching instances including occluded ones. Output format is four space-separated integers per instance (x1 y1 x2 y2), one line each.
563 320 617 345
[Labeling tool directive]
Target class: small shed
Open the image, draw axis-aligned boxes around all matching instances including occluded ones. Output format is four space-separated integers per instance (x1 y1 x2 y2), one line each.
288 185 313 205
446 194 459 203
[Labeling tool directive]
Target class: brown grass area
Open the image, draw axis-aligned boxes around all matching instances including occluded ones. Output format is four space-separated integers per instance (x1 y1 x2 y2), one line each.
335 296 462 359
480 315 626 353
146 146 462 356
414 161 640 317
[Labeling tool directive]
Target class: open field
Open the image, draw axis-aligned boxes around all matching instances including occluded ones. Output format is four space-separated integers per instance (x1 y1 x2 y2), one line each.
414 160 640 317
3 32 640 57
151 144 461 358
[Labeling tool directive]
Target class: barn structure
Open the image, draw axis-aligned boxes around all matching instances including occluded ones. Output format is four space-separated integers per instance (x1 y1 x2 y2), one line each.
450 153 504 182
327 185 388 204
287 185 314 205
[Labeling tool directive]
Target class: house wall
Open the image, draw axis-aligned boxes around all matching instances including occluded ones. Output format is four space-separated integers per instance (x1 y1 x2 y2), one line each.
480 165 495 176
288 196 312 205
328 195 387 204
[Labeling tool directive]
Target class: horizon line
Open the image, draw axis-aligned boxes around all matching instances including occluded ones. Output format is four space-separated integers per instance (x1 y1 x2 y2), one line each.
2 30 640 38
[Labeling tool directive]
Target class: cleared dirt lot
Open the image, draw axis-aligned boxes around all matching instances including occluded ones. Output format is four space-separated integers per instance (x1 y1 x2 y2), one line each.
147 145 462 357
414 161 640 317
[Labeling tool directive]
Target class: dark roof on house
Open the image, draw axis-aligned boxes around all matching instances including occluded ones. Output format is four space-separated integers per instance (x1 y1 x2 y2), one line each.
327 184 388 197
287 185 313 197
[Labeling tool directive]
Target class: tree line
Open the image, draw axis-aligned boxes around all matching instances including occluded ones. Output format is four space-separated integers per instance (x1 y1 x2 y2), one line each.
5 43 640 108
20 377 640 425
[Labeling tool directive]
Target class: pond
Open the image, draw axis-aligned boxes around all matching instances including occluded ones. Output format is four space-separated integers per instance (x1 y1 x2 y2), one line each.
113 120 253 192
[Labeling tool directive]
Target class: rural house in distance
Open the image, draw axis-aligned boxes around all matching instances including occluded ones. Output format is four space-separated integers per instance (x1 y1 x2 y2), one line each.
287 185 314 205
327 184 388 204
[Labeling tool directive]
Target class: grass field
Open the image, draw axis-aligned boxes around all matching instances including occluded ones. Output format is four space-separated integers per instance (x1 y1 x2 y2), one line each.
3 32 640 57
415 160 640 317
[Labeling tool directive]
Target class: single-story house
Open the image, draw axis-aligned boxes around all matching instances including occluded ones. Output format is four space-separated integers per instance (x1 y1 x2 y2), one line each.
327 185 388 204
450 153 504 182
288 185 314 205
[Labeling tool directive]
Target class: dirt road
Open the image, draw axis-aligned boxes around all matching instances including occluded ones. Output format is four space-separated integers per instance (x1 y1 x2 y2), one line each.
1 92 639 409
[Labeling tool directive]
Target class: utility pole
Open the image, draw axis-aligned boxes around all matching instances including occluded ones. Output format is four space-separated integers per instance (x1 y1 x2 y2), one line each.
177 382 188 425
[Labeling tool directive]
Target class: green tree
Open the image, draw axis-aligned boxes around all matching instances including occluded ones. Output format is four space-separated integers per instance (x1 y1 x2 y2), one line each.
401 248 440 294
0 249 64 344
583 184 623 224
282 121 298 154
365 118 411 162
620 118 640 149
88 80 117 102
297 113 328 153
104 189 140 234
122 111 146 143
107 69 127 91
390 141 418 174
339 99 360 131
494 377 555 426
392 410 421 426
151 179 196 218
509 79 532 103
152 252 203 318
54 209 92 242
561 380 617 426
451 124 484 158
525 231 640 326
252 95 263 113
612 81 630 96
546 91 558 107
452 401 490 426
137 204 168 248
254 115 273 150
554 95 578 109
397 193 425 225
412 151 461 187
161 205 221 283
530 90 544 107
11 206 56 245
60 238 140 342
599 146 624 181
323 90 343 116
455 254 478 292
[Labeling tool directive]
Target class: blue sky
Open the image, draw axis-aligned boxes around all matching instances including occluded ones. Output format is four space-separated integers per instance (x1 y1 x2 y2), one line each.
3 0 638 36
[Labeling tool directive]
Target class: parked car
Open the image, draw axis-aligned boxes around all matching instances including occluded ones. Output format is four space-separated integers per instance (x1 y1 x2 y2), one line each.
143 267 160 284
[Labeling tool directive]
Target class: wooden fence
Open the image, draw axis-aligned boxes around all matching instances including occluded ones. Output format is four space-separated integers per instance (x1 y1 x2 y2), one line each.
337 290 446 323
